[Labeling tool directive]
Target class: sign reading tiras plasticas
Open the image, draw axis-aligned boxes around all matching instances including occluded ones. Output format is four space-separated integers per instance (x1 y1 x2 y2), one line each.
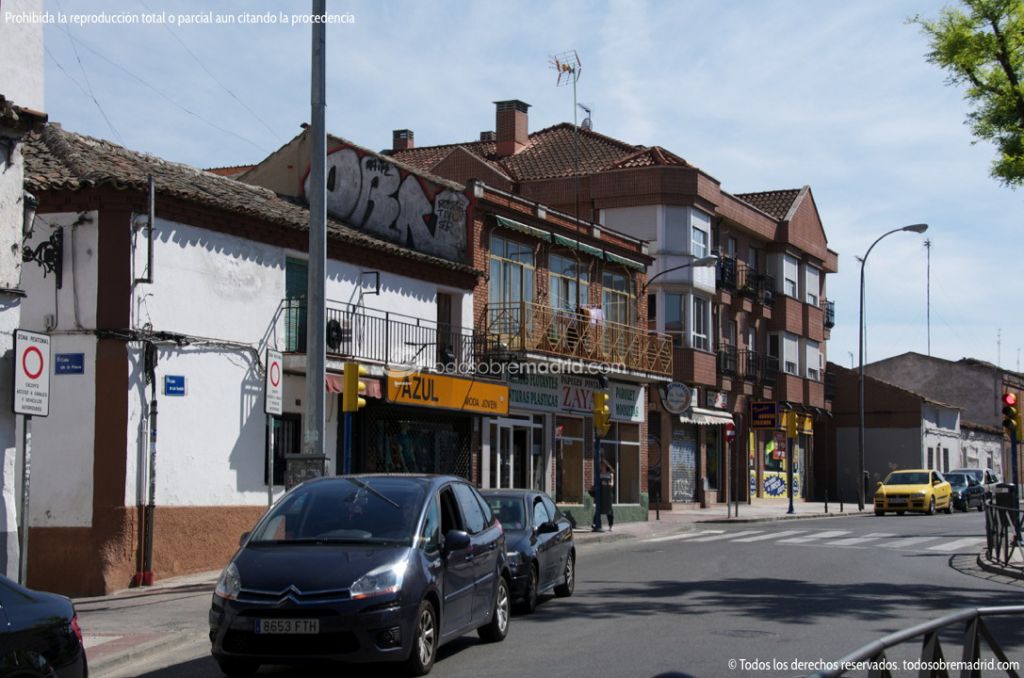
13 330 50 417
388 371 508 415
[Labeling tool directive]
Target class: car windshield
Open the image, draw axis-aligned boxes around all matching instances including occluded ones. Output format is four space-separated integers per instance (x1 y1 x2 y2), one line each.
249 477 425 545
945 473 969 488
485 495 526 531
884 472 930 485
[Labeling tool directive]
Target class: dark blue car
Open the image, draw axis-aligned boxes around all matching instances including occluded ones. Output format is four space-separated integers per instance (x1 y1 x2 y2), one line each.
480 489 575 614
209 475 511 676
0 575 87 678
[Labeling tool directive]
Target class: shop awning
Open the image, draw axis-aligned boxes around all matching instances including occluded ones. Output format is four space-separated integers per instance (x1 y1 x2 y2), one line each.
325 374 382 398
496 215 551 242
553 233 605 260
679 407 734 426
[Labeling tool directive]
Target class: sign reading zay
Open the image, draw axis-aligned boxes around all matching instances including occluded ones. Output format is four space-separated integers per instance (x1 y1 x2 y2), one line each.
265 350 283 416
13 330 50 417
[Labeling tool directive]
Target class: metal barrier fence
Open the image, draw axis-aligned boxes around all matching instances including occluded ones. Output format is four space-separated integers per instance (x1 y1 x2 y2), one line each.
985 501 1024 573
810 605 1024 678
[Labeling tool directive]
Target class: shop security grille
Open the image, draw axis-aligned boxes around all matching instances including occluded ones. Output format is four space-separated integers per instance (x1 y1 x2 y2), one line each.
359 407 472 481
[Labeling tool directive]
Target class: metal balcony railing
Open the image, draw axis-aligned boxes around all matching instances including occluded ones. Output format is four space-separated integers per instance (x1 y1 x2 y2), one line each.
717 344 738 376
739 349 759 382
823 299 836 328
283 298 498 372
735 261 775 307
716 256 737 291
484 301 673 376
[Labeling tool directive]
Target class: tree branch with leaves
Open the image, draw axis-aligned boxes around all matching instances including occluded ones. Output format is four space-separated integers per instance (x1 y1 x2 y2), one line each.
914 0 1024 187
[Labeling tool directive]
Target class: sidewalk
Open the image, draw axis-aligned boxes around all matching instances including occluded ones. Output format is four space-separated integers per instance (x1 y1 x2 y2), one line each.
75 499 867 677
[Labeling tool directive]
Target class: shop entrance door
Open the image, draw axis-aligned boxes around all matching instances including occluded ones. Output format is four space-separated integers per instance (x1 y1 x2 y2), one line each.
488 418 543 489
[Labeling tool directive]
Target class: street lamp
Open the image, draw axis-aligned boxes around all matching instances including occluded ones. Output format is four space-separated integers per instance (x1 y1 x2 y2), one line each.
858 223 928 510
640 254 719 294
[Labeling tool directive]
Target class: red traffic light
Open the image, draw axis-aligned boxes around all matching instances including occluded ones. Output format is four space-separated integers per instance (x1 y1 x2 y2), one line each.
1004 392 1018 407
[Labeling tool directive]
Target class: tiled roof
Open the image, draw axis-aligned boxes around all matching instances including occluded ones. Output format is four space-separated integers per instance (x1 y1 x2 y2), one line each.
390 122 641 181
0 95 47 133
734 189 802 220
23 125 478 275
605 145 689 170
205 164 255 177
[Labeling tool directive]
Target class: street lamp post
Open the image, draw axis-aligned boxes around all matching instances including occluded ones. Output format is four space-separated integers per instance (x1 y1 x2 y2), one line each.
640 254 719 295
858 223 928 510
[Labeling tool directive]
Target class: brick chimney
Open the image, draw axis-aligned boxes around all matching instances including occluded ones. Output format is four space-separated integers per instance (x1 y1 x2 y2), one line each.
392 129 414 151
494 100 530 157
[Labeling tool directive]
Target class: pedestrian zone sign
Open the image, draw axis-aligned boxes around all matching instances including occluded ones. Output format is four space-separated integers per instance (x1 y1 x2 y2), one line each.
13 330 50 417
265 350 283 416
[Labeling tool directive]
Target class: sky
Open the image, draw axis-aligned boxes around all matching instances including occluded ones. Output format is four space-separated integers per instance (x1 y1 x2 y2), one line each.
15 0 1024 372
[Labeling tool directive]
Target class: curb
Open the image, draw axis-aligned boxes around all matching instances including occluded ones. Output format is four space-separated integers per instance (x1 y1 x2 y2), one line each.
975 551 1024 581
89 630 207 678
698 510 872 524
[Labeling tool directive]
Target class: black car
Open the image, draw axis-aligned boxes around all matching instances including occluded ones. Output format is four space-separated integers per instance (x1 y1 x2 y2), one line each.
950 467 1000 499
210 475 510 676
0 575 88 678
480 489 575 613
946 472 985 512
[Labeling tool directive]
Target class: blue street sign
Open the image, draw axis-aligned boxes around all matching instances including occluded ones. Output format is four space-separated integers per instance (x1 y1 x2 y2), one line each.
164 375 186 396
54 353 85 375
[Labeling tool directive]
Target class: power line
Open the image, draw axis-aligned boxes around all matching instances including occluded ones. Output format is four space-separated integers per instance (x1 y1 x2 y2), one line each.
52 0 125 145
54 30 271 153
138 0 280 140
44 45 96 103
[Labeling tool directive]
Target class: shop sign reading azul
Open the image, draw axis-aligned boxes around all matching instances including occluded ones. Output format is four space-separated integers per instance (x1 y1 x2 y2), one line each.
387 371 508 415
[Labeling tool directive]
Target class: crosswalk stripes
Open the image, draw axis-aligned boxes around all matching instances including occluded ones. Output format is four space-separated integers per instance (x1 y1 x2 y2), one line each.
640 527 987 553
778 530 851 544
925 537 987 552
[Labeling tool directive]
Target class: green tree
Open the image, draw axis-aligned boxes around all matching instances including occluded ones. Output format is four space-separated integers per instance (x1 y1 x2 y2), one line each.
915 0 1024 187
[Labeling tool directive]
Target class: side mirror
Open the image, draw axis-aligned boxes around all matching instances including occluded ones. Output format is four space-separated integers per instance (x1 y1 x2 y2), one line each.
932 479 941 486
239 531 250 547
875 481 883 488
443 529 470 554
536 521 559 535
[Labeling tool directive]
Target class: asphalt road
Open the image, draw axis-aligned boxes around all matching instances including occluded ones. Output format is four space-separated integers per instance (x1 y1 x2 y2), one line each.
118 511 1024 678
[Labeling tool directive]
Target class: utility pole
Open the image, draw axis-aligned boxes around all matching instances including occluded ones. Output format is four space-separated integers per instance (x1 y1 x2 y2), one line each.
302 0 328 471
924 239 931 356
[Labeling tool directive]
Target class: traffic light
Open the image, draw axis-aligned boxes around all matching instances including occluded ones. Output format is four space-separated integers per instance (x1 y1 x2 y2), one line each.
342 362 367 413
1003 392 1020 438
592 391 611 437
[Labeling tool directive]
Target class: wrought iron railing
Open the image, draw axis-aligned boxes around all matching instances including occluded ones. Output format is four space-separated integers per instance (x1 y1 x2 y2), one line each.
717 256 737 291
985 501 1023 573
810 605 1024 678
735 261 775 307
283 298 498 372
717 344 737 376
739 349 759 382
823 299 836 328
484 301 673 376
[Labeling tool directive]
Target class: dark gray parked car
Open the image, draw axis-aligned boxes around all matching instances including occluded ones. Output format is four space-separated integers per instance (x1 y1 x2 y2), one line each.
480 489 575 613
210 475 511 676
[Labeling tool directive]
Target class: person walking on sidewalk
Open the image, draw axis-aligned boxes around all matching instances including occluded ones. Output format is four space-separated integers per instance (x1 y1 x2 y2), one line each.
600 459 615 530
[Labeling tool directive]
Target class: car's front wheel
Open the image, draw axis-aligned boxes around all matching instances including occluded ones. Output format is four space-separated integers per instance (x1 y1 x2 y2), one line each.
943 497 953 514
874 509 884 516
926 497 935 515
478 577 510 643
216 658 259 678
406 600 437 676
519 563 539 614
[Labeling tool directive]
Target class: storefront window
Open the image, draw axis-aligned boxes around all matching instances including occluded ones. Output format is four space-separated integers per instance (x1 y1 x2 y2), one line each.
360 406 471 479
599 423 640 505
556 417 584 503
706 426 721 491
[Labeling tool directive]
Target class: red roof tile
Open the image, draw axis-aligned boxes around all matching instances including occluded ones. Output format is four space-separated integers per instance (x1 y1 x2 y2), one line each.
733 189 802 220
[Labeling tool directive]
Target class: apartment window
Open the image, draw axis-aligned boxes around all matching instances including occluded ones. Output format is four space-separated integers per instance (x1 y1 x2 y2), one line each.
942 448 950 472
647 294 656 322
724 319 737 346
783 255 799 298
549 252 589 312
783 332 799 375
747 246 759 272
746 326 756 351
804 265 820 306
726 237 737 258
601 270 634 326
665 293 685 347
768 334 779 360
489 233 535 333
692 296 709 351
804 339 820 381
928 447 934 469
691 225 709 258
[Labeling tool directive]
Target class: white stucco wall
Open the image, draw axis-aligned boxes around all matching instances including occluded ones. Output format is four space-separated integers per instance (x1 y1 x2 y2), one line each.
0 0 45 112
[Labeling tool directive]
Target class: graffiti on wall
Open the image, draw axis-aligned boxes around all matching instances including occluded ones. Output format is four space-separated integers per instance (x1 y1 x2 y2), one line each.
303 146 470 262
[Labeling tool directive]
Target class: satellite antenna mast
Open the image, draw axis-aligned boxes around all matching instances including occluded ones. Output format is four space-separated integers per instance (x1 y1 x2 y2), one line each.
924 238 931 356
550 50 584 309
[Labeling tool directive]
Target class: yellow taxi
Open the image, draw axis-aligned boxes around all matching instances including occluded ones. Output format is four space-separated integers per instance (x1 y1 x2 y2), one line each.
874 469 952 516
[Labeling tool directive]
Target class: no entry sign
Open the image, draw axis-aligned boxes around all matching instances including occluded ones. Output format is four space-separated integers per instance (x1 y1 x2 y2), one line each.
13 330 50 416
265 349 283 415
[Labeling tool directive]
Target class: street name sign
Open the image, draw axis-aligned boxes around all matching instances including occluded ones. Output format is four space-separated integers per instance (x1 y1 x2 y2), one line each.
163 375 186 396
55 353 85 375
13 330 50 416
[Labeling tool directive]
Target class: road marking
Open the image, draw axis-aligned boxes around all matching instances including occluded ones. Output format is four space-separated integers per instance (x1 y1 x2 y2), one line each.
778 530 850 544
827 532 896 546
643 530 723 543
875 536 936 549
926 537 987 553
688 530 763 542
732 530 805 542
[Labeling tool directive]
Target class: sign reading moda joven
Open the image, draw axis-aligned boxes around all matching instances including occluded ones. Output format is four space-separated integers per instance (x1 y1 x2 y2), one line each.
388 372 509 416
303 145 470 262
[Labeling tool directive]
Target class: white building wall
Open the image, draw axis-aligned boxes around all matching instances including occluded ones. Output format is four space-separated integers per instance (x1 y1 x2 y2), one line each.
0 0 45 112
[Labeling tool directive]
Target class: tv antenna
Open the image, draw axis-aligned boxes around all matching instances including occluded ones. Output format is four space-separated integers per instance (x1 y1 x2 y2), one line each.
578 103 592 130
549 49 584 308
